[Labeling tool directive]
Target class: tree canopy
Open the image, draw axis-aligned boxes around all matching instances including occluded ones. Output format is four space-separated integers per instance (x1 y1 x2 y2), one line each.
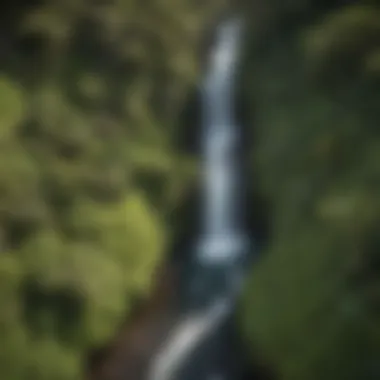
239 2 380 379
0 0 379 379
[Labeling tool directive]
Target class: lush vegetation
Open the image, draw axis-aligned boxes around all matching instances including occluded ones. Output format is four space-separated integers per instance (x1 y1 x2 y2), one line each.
240 2 380 380
0 0 379 379
0 1 225 378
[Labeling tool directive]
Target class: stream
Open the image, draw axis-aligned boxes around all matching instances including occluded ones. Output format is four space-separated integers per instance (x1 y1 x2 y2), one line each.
147 16 255 380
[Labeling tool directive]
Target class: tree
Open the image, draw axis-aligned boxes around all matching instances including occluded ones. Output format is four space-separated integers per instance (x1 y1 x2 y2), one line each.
0 1 226 378
240 1 380 379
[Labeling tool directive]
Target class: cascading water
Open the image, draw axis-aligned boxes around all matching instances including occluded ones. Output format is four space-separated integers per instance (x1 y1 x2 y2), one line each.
148 16 252 380
197 14 249 264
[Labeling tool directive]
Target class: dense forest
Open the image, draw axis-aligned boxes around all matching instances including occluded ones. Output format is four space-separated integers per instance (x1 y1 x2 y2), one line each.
0 0 379 379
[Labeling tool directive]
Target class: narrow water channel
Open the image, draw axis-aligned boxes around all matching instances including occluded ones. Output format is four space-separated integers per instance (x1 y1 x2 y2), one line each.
148 16 255 380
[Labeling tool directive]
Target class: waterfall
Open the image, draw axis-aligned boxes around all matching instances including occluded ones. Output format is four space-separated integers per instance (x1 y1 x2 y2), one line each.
197 15 249 264
148 15 251 380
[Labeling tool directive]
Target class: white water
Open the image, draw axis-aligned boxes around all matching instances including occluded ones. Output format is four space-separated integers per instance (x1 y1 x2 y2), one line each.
148 16 249 380
148 298 230 380
197 16 249 264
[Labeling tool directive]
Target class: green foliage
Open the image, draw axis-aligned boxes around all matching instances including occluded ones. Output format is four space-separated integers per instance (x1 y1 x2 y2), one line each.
0 1 226 379
303 4 380 82
240 2 380 379
3 0 378 379
0 77 25 141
